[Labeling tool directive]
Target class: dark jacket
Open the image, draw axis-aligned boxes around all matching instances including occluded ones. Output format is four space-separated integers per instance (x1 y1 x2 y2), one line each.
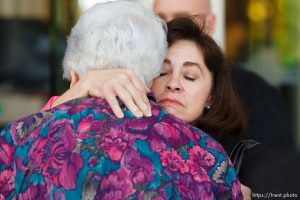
222 66 300 194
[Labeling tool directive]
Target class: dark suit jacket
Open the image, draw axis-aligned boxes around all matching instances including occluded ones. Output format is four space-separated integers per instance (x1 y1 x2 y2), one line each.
222 65 300 194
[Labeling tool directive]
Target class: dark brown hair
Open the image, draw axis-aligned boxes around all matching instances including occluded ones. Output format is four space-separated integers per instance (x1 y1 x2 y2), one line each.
167 17 246 140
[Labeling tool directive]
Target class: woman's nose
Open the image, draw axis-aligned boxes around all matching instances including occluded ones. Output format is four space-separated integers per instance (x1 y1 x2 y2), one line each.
166 76 182 92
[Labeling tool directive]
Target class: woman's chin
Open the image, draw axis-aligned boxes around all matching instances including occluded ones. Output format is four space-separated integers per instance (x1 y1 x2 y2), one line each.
163 107 183 118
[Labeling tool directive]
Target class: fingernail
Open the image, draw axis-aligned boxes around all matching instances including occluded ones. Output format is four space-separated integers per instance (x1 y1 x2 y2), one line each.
145 109 152 117
117 113 124 118
136 111 143 118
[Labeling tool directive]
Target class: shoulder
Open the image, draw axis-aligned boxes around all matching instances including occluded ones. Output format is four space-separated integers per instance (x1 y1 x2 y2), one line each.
147 104 242 197
2 97 104 145
3 111 53 146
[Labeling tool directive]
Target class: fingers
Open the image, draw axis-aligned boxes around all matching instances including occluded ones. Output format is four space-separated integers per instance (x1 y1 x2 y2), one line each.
113 83 144 118
124 70 152 116
102 86 124 118
101 74 146 118
124 70 147 93
79 69 152 118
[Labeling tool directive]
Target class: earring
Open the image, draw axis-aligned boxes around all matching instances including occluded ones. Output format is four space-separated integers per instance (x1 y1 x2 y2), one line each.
206 105 210 109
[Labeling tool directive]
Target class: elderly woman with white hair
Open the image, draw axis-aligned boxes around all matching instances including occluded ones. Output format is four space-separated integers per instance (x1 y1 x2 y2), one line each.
0 1 242 199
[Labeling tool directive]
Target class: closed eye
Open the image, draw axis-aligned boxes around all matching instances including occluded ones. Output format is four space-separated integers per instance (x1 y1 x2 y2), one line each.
184 76 196 81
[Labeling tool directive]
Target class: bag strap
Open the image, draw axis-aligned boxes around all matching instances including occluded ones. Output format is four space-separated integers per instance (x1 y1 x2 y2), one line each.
230 139 260 175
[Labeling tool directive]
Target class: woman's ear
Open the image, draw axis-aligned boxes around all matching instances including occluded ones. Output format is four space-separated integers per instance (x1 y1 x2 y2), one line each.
205 95 212 109
70 70 79 88
205 13 216 36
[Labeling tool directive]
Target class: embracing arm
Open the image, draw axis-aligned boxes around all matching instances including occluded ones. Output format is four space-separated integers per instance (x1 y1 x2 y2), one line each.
50 69 152 118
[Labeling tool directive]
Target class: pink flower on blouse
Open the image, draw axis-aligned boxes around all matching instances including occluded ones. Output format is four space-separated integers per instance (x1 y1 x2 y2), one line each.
77 114 104 140
187 146 216 183
97 170 135 199
77 115 94 134
160 148 189 174
154 123 182 146
18 184 48 200
124 147 155 185
0 138 14 166
0 169 14 198
30 120 83 190
100 135 127 162
206 137 225 153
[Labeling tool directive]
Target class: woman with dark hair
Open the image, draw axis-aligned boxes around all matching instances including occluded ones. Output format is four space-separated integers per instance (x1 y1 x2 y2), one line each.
163 18 246 140
44 17 246 140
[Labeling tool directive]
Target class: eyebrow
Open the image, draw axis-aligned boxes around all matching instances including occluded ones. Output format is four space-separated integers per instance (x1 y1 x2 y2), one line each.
183 61 203 74
157 12 193 20
164 59 204 74
173 12 192 17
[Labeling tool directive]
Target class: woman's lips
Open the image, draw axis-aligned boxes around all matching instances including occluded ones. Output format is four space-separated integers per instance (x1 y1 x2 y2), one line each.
159 98 183 106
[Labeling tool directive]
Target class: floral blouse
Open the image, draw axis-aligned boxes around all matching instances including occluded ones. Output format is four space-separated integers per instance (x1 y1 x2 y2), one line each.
0 95 242 200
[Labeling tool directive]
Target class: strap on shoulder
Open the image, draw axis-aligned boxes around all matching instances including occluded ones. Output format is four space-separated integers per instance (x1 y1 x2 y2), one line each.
230 139 260 175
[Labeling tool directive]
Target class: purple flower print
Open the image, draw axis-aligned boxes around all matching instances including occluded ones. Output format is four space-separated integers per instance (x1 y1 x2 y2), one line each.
67 104 88 115
176 174 198 199
18 184 48 200
77 114 104 140
152 195 167 200
175 124 200 144
0 169 14 198
198 183 214 200
0 138 14 166
29 120 83 190
206 137 225 153
88 157 98 167
11 112 51 145
124 147 155 185
54 190 66 200
154 122 190 148
125 118 156 134
176 174 214 200
160 148 189 174
187 146 215 183
100 135 127 162
154 122 181 144
0 96 243 198
147 130 167 153
77 114 94 135
96 169 135 200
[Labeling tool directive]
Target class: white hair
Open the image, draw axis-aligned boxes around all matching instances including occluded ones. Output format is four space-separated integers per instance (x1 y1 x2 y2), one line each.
131 0 154 9
63 0 167 85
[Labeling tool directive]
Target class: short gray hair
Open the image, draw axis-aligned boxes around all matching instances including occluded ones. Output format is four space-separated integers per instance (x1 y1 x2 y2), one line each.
63 0 167 85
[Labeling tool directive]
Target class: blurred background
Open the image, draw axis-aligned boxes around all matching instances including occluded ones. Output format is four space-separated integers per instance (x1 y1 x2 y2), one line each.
0 0 299 151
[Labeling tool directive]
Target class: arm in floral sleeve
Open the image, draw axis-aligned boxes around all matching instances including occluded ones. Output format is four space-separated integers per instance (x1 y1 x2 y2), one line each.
0 124 16 199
